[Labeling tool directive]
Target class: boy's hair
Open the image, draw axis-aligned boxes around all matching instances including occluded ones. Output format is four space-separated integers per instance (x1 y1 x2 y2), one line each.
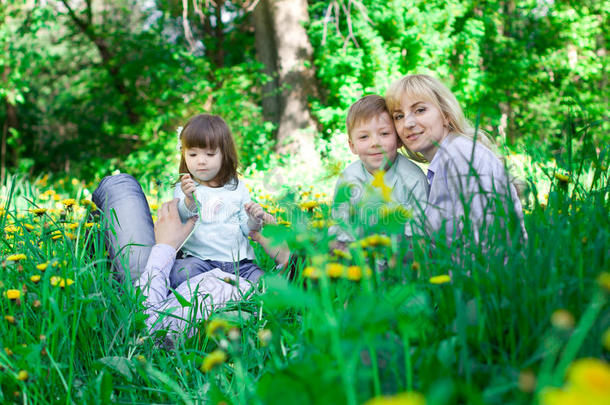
178 114 239 187
346 95 391 139
385 74 498 162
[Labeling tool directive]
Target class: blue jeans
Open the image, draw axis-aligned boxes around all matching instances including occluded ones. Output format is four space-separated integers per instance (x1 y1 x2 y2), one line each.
93 174 263 285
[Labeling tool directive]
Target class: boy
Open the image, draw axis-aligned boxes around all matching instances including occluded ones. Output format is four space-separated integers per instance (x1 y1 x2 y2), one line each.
330 95 429 243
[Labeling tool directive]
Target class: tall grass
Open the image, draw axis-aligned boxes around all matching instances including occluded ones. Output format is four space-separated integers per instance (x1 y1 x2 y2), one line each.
0 138 608 404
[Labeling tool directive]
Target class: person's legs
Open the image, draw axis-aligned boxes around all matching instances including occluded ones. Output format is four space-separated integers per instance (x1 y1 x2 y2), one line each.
223 260 264 283
170 257 220 288
93 173 155 283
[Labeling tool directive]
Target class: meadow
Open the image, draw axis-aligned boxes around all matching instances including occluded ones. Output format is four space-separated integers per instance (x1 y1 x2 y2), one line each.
0 143 609 405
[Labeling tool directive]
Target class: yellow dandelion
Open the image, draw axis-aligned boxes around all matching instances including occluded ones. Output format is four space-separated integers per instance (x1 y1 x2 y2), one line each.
84 222 97 229
6 254 26 262
80 199 97 210
50 276 74 288
4 289 21 300
597 272 610 292
364 391 426 405
65 223 79 230
361 234 391 248
53 194 61 201
300 201 320 210
346 265 363 281
567 358 610 397
551 309 575 330
311 220 326 229
429 275 451 285
411 261 421 271
257 329 272 346
17 370 28 381
62 199 77 209
30 275 41 283
5 347 13 356
554 172 571 183
51 234 62 241
206 319 230 336
5 315 15 324
332 249 352 260
371 170 392 202
30 208 47 216
4 225 18 233
326 263 345 278
277 219 291 226
303 266 320 279
201 350 227 373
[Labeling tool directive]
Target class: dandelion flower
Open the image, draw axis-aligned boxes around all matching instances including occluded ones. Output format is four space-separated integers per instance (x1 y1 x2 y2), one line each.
364 391 426 405
429 275 451 285
567 358 610 397
65 223 79 230
554 172 571 183
326 263 345 278
17 370 28 381
206 319 230 336
257 329 272 346
50 276 74 288
6 254 26 262
602 329 610 352
346 265 363 281
30 208 47 216
30 275 41 283
62 199 77 209
371 170 392 202
4 289 21 300
36 262 48 271
332 249 352 260
597 272 610 292
299 201 320 210
303 266 320 279
551 309 575 330
5 315 15 324
5 347 13 356
5 225 18 233
201 350 227 373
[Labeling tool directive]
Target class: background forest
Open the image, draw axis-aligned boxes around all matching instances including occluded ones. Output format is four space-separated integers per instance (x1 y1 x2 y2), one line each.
1 0 608 181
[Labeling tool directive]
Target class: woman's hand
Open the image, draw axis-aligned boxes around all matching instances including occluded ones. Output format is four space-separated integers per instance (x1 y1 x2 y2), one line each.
180 174 197 211
154 199 198 250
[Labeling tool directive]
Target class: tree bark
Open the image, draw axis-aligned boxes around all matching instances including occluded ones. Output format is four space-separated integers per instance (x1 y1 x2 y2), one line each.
253 0 319 163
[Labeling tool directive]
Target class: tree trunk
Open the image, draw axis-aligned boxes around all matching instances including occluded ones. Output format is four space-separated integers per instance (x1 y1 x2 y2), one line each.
253 0 319 163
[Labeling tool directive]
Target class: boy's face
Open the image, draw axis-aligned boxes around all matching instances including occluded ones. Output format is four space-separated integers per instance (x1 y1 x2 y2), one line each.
349 112 399 174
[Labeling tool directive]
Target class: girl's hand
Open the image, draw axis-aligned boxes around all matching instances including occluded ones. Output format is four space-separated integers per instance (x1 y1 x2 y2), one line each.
245 201 276 225
180 174 197 211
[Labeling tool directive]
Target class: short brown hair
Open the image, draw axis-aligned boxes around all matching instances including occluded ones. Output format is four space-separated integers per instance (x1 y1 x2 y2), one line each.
346 95 390 138
178 114 239 187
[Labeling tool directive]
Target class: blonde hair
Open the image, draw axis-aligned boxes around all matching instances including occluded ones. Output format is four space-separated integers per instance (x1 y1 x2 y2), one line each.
346 95 391 139
385 74 499 163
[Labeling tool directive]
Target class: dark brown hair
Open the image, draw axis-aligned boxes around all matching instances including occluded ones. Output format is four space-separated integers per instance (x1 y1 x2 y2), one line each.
346 95 390 139
178 114 239 187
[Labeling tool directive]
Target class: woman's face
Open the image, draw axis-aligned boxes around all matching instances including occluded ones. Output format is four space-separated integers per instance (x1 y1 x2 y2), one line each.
392 95 449 162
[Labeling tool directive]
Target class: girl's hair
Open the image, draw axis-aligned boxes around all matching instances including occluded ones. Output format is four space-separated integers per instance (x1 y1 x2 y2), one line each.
178 114 239 187
385 74 500 163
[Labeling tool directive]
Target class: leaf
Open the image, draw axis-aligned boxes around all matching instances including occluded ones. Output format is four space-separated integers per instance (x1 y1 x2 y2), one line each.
96 356 134 382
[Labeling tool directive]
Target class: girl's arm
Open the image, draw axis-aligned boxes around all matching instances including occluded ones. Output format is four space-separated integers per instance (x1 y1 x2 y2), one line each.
174 182 198 220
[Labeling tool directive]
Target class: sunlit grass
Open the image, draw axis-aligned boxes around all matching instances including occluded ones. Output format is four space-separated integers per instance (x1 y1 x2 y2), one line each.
0 145 608 403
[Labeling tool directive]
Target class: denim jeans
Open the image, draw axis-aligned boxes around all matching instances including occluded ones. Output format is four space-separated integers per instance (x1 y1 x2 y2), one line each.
93 173 263 285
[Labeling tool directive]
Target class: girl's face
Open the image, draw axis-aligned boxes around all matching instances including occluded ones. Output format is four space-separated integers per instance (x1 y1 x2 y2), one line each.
184 146 223 186
392 95 449 162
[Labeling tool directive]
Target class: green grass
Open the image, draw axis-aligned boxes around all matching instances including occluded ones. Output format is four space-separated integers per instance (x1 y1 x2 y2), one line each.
0 145 608 404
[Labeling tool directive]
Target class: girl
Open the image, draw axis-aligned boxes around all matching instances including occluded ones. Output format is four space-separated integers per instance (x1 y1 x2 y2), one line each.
385 74 525 243
170 114 266 287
